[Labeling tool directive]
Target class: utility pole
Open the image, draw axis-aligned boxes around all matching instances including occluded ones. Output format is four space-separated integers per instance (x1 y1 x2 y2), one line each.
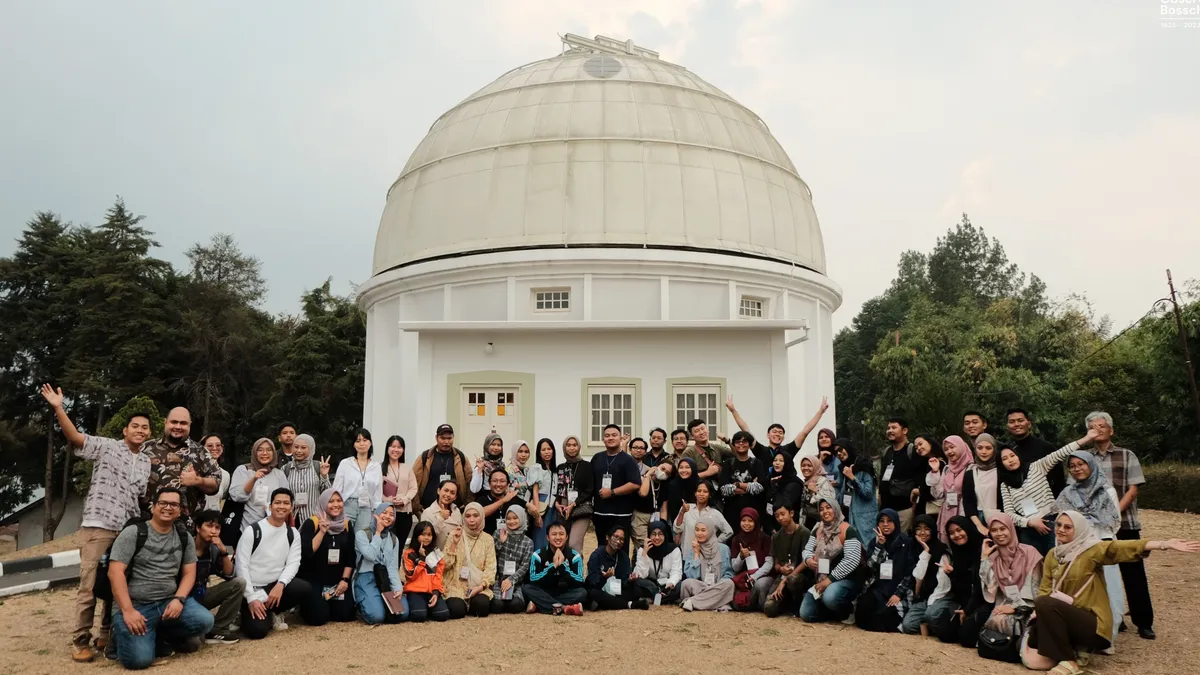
1166 269 1200 433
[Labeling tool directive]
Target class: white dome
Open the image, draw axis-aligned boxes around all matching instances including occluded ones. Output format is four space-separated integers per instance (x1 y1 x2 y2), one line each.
372 35 827 277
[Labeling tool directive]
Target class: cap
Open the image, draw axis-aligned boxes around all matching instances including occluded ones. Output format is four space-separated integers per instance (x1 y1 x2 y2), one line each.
436 424 454 436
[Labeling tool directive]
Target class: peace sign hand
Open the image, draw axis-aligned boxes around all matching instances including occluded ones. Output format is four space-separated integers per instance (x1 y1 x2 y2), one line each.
317 513 330 534
319 455 331 477
875 526 886 545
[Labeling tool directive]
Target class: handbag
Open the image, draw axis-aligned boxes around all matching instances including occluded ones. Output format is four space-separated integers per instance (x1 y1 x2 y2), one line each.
219 496 246 547
977 606 1032 663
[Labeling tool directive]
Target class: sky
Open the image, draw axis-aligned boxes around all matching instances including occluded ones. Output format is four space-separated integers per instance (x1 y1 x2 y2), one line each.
1 1 1197 332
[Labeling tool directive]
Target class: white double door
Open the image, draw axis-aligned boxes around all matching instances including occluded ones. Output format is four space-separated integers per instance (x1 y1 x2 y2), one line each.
460 386 520 461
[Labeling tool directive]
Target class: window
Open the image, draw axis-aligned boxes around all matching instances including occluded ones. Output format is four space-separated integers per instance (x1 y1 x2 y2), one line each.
587 385 635 445
534 288 570 312
466 391 486 416
739 296 764 318
673 384 720 435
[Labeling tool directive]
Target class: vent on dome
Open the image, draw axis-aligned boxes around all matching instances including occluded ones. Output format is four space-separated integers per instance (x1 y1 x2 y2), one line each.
583 55 622 79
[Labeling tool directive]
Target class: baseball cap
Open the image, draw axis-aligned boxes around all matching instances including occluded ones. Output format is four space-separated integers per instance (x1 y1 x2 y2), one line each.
436 424 454 436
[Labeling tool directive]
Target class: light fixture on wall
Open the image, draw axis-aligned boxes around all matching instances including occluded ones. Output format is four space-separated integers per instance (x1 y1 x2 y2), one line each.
484 342 495 355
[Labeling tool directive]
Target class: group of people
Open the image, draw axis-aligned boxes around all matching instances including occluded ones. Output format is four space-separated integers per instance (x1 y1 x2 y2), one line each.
40 383 1197 675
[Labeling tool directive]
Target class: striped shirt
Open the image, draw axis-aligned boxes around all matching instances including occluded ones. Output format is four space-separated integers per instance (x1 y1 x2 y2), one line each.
802 528 864 581
283 461 332 523
78 435 151 532
1091 445 1145 531
1000 442 1079 527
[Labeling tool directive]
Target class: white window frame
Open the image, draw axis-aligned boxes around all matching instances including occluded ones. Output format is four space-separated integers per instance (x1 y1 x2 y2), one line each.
739 295 765 319
585 384 636 447
533 288 571 312
671 383 722 436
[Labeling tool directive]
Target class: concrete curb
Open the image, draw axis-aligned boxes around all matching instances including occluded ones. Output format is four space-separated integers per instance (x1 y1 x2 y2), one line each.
0 573 80 598
0 548 81 577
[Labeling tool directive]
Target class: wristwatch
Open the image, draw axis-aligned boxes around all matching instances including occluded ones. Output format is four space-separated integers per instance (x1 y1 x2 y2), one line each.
172 596 187 604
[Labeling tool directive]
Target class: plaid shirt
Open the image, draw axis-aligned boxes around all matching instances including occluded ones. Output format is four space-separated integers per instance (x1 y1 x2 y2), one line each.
140 435 221 522
1090 444 1145 531
78 435 151 531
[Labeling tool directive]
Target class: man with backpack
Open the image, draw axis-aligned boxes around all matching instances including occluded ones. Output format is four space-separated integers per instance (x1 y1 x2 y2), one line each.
40 384 152 663
108 486 213 669
190 510 245 645
412 423 471 511
234 487 325 639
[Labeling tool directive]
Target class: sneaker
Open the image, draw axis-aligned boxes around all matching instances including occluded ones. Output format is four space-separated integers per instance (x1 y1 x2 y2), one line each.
563 603 584 616
272 613 289 631
205 633 240 645
841 613 855 625
681 598 694 612
70 643 95 663
631 598 650 610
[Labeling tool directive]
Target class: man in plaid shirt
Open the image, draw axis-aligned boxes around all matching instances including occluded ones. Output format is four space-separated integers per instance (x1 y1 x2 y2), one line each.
1086 411 1155 640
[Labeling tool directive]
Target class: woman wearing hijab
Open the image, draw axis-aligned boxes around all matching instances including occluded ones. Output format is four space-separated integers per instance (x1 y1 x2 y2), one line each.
979 512 1042 639
229 438 289 527
855 509 917 632
765 449 803 534
298 489 356 623
673 480 733 552
927 436 975 545
799 497 864 623
401 521 450 622
492 504 533 614
664 457 700 525
353 503 404 624
553 435 593 551
525 522 587 615
469 433 507 494
380 435 417 542
730 507 774 611
419 480 464 550
962 433 1001 537
999 429 1098 555
1021 512 1200 674
442 502 496 619
680 520 735 611
282 434 331 524
798 456 839 530
839 445 879 547
531 438 557 550
632 520 683 604
1052 452 1123 650
901 514 946 635
507 440 543 542
932 516 988 645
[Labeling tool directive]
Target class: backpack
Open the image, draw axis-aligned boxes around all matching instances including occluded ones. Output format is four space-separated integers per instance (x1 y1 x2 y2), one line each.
249 521 295 554
93 520 189 602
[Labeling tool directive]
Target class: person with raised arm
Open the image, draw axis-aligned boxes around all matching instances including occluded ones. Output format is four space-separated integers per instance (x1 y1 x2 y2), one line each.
725 395 830 468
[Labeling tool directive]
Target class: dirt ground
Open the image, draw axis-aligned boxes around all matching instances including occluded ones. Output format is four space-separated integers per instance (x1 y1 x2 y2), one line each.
2 509 1197 675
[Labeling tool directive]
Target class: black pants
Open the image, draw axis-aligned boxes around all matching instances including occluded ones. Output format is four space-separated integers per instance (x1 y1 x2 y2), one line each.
854 586 901 633
1117 528 1153 629
591 514 632 558
586 585 640 611
764 572 812 618
306 586 357 625
445 594 490 619
240 579 324 639
391 513 414 543
490 595 526 614
1030 595 1105 662
935 602 991 647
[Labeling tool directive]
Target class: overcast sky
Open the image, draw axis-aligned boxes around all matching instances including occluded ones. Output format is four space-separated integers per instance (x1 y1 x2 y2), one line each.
2 1 1196 332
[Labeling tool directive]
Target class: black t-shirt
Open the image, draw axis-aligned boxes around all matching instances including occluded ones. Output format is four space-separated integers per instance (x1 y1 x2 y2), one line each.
753 441 798 472
721 454 768 524
421 450 458 508
298 517 354 588
880 442 918 511
190 542 226 600
477 491 527 536
590 450 643 516
631 462 657 514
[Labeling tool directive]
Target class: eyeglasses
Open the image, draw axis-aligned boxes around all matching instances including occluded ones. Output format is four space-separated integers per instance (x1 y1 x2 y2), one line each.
155 501 181 509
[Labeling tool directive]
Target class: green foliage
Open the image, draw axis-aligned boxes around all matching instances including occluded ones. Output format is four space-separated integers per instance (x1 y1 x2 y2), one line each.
1140 463 1200 513
73 396 164 493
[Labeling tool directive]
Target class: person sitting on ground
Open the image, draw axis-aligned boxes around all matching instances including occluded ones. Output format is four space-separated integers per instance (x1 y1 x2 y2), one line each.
673 480 732 551
189 509 245 645
680 520 735 611
856 509 917 632
999 428 1099 555
799 497 864 623
419 480 464 549
763 501 813 618
228 438 289 530
235 488 324 640
631 520 683 604
401 521 450 622
1021 511 1200 675
730 507 774 611
442 502 496 618
492 505 534 614
108 487 213 670
354 503 405 624
525 521 587 615
297 489 356 624
585 525 652 611
938 516 988 647
901 514 945 635
977 512 1042 648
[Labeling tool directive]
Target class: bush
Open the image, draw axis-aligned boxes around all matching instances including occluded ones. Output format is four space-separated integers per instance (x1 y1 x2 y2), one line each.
1140 463 1200 514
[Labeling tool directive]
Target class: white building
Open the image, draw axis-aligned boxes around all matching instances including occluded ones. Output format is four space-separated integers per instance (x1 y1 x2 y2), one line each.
358 34 841 460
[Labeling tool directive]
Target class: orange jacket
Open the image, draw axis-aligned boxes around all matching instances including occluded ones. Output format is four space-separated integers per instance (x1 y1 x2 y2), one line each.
402 547 446 595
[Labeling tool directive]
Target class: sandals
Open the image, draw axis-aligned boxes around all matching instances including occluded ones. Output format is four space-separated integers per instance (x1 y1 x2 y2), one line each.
1049 662 1084 675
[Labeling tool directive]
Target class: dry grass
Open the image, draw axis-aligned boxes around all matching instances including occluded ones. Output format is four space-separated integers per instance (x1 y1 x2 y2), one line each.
0 531 83 562
0 510 1196 674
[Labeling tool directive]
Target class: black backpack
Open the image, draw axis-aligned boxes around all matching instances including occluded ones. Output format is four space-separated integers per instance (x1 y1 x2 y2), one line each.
93 520 189 602
249 521 295 553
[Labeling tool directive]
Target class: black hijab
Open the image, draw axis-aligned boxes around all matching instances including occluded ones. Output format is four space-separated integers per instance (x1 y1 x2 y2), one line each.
944 515 983 601
646 520 678 561
666 458 699 520
910 514 945 599
997 450 1029 490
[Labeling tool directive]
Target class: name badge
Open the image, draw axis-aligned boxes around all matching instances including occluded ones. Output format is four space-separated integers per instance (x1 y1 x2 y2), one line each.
567 490 579 503
1003 584 1021 600
295 492 309 506
254 482 269 507
503 560 516 576
604 577 622 596
459 566 470 580
653 593 662 606
425 550 443 569
327 548 340 564
882 465 895 482
601 474 613 491
702 569 715 585
842 493 852 507
439 473 451 483
496 518 504 532
818 558 831 575
1020 498 1039 518
946 492 958 507
746 552 759 572
357 484 369 507
650 513 662 524
766 503 774 516
880 561 893 580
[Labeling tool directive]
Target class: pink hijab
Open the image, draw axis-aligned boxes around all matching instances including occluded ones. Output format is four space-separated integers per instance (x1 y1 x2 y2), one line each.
937 435 975 541
986 512 1042 588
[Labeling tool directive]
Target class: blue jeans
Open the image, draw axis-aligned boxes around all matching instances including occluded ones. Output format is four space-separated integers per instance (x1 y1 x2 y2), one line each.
901 599 927 634
799 579 860 622
355 573 407 624
925 597 960 635
404 592 450 622
112 597 213 670
530 493 552 551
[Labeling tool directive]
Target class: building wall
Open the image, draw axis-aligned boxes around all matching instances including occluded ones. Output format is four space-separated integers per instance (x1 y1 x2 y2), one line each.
15 492 84 550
